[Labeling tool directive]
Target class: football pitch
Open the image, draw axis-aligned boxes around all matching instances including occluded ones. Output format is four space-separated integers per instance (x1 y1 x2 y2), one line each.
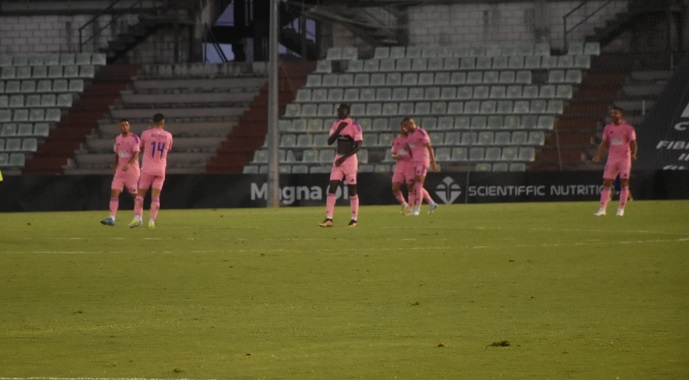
1 201 688 379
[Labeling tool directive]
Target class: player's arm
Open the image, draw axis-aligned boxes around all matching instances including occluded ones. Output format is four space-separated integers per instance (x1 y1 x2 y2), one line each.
112 153 118 174
335 140 361 167
327 121 347 145
630 139 637 160
124 150 139 171
425 142 438 172
592 140 609 163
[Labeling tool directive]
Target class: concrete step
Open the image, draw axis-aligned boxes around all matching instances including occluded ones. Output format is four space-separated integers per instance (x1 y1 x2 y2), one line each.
109 106 245 120
120 92 255 105
131 77 266 92
84 136 223 153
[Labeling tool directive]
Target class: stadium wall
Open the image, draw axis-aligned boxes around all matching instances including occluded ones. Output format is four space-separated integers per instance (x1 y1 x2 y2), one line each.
0 171 686 212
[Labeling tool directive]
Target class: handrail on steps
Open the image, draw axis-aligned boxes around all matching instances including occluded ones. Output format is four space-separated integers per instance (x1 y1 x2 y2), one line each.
79 0 145 52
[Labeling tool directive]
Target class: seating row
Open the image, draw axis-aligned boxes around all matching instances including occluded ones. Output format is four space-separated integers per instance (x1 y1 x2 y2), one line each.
252 148 368 165
369 43 552 59
0 108 62 123
0 53 106 67
324 55 591 74
0 122 50 137
0 152 26 167
0 65 96 80
279 130 544 148
0 79 85 94
243 161 527 174
0 137 38 152
296 85 573 103
0 94 73 109
280 115 555 132
306 70 533 88
326 42 598 61
284 99 564 118
405 146 536 162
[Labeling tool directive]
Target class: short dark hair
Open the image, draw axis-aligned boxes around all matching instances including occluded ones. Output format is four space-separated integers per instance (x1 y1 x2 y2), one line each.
338 103 350 112
119 119 129 123
152 113 165 123
611 106 624 113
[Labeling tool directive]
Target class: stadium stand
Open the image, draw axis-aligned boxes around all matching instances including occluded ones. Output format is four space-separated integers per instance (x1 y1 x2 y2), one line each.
246 43 588 173
0 53 106 173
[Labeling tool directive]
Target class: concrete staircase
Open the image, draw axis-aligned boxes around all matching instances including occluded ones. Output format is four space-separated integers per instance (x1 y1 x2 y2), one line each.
21 65 140 174
206 61 315 173
533 54 634 171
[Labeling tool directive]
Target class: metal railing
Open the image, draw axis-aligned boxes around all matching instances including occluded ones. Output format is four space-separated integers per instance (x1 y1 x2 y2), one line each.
78 0 145 52
562 0 616 52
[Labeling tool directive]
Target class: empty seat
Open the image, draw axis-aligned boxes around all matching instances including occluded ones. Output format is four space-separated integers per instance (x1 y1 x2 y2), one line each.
17 123 33 136
519 147 536 161
450 147 466 161
374 46 390 59
485 147 501 160
380 59 395 71
21 137 37 151
501 147 518 160
9 152 25 167
395 59 411 71
511 131 528 145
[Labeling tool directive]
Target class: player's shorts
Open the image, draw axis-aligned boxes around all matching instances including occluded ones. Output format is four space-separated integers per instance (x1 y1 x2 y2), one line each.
412 162 429 179
329 154 358 184
392 161 413 185
111 169 139 194
603 157 631 180
138 171 166 191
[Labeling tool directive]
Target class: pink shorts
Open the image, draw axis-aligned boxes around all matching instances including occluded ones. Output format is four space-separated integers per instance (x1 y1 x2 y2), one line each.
138 171 166 191
603 157 631 180
392 161 413 185
413 162 429 179
111 169 139 194
329 154 358 184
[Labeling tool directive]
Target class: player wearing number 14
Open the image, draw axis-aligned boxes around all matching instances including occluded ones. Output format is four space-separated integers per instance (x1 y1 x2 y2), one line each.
129 113 173 229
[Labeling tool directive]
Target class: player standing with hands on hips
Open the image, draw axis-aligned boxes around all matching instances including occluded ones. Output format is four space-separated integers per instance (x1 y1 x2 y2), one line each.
129 113 173 229
101 119 140 226
593 106 637 217
319 103 363 228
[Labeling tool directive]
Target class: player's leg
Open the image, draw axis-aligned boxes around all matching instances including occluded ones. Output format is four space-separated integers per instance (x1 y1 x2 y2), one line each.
148 176 166 228
102 176 124 226
595 177 614 216
344 164 359 227
392 164 410 214
595 160 618 216
423 187 439 214
130 173 152 227
319 178 340 227
616 161 632 216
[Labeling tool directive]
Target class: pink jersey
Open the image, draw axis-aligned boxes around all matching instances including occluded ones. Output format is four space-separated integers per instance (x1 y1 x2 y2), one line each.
406 127 431 166
329 117 363 142
602 121 636 161
113 133 141 174
140 128 173 176
391 135 411 163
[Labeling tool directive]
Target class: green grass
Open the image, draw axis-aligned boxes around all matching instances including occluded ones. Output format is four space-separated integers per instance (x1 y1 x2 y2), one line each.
1 201 688 379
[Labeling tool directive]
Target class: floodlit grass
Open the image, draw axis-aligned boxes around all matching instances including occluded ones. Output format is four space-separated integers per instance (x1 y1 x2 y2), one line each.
1 201 688 379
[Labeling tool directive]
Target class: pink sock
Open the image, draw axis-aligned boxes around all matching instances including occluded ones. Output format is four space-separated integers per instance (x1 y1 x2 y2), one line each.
393 191 407 205
150 197 160 220
619 187 629 209
134 195 144 218
414 181 424 208
422 188 433 204
350 195 359 221
600 187 611 209
109 197 119 218
325 193 336 219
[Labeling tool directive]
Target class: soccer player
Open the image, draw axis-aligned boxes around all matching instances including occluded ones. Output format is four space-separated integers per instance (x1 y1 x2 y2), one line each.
129 113 173 229
319 103 363 228
391 124 414 215
391 123 439 215
593 106 637 216
402 117 438 216
101 119 140 226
